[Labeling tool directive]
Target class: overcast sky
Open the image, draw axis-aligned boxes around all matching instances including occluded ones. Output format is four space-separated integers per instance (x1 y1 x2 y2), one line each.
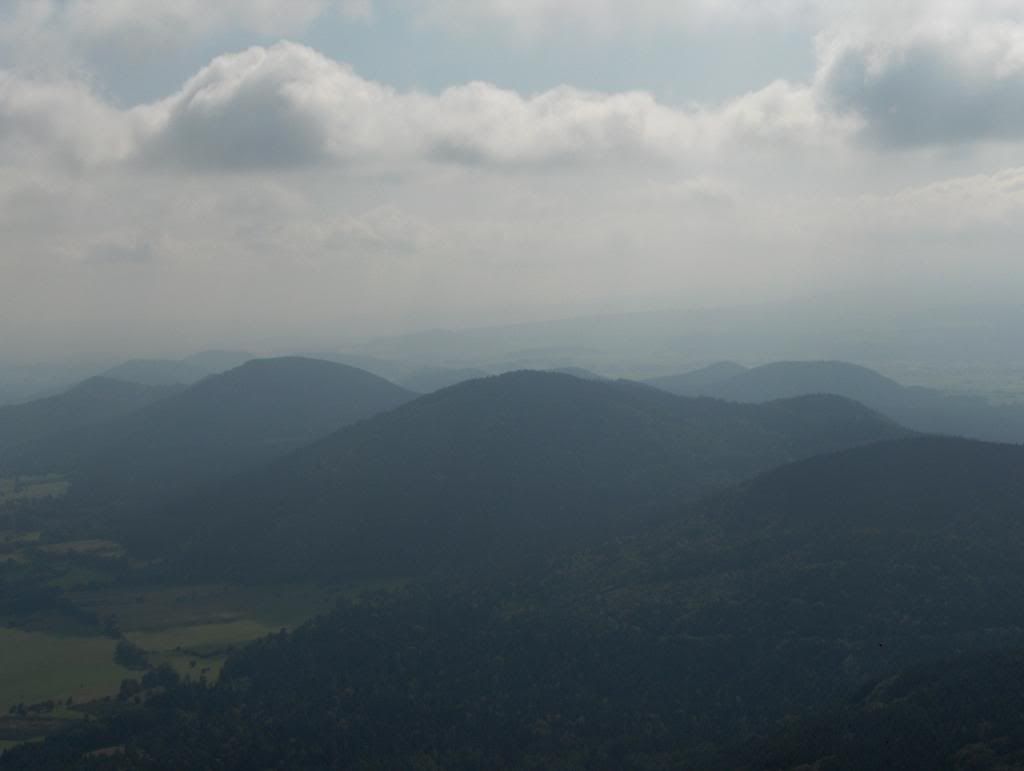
2 0 1023 358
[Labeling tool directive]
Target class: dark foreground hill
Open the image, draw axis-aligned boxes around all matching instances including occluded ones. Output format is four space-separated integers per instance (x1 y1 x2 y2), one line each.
9 437 1024 770
647 359 1024 443
155 370 906 580
736 648 1024 770
0 377 176 459
5 358 415 503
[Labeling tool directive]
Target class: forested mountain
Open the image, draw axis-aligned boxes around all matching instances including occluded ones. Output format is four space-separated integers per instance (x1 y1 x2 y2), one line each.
647 360 1024 443
153 370 906 580
0 377 176 458
737 649 1024 770
9 436 1024 770
4 358 415 503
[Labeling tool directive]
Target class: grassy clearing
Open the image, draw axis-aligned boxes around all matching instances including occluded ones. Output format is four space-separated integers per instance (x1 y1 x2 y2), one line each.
0 629 132 713
0 532 41 547
68 582 378 634
38 540 122 559
0 476 68 505
0 737 44 753
128 618 277 653
129 618 285 680
0 579 409 731
67 583 352 680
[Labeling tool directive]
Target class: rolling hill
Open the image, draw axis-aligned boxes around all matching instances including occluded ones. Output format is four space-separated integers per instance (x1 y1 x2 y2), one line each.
4 357 415 503
0 377 176 459
647 360 1024 443
157 370 907 580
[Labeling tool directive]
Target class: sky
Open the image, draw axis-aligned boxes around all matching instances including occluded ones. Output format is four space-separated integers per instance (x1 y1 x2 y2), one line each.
1 0 1024 358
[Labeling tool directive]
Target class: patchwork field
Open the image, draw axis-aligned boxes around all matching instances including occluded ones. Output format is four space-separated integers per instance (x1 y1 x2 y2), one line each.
1 576 401 717
0 522 407 752
0 476 69 505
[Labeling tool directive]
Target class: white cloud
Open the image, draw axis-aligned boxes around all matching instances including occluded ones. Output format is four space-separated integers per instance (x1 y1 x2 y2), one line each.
0 72 136 167
131 42 836 171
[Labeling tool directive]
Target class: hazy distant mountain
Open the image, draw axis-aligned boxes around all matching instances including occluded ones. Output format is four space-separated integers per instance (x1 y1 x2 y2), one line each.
355 303 1024 383
648 360 1024 444
398 366 489 393
301 352 410 381
23 437 1024 770
101 358 211 386
101 350 255 387
7 358 415 501
0 377 176 458
179 350 254 373
546 366 608 381
0 362 113 407
160 370 906 580
644 360 747 393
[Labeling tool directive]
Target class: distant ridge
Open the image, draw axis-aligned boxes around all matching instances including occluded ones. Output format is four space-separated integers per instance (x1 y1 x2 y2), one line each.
0 377 176 458
101 350 254 386
647 359 1024 444
5 357 415 502
398 366 490 393
644 361 747 394
160 369 907 580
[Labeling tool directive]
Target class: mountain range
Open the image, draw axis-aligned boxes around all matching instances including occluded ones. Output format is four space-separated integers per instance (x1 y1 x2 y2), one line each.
0 377 177 460
647 360 1024 444
152 370 907 580
3 357 415 504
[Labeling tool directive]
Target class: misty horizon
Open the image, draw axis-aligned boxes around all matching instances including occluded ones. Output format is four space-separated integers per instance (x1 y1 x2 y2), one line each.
3 2 1024 361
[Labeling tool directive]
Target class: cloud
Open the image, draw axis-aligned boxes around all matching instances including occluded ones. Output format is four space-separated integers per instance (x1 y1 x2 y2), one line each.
0 42 807 172
133 42 835 172
0 72 135 167
5 9 1024 359
139 45 348 169
816 12 1024 147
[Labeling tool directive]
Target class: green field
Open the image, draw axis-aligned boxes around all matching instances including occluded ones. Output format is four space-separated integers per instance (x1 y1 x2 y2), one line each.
0 629 132 713
0 476 69 505
38 540 122 559
0 581 379 714
0 528 406 749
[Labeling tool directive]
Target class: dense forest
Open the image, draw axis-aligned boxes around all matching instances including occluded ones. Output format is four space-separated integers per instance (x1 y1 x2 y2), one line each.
5 435 1024 769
